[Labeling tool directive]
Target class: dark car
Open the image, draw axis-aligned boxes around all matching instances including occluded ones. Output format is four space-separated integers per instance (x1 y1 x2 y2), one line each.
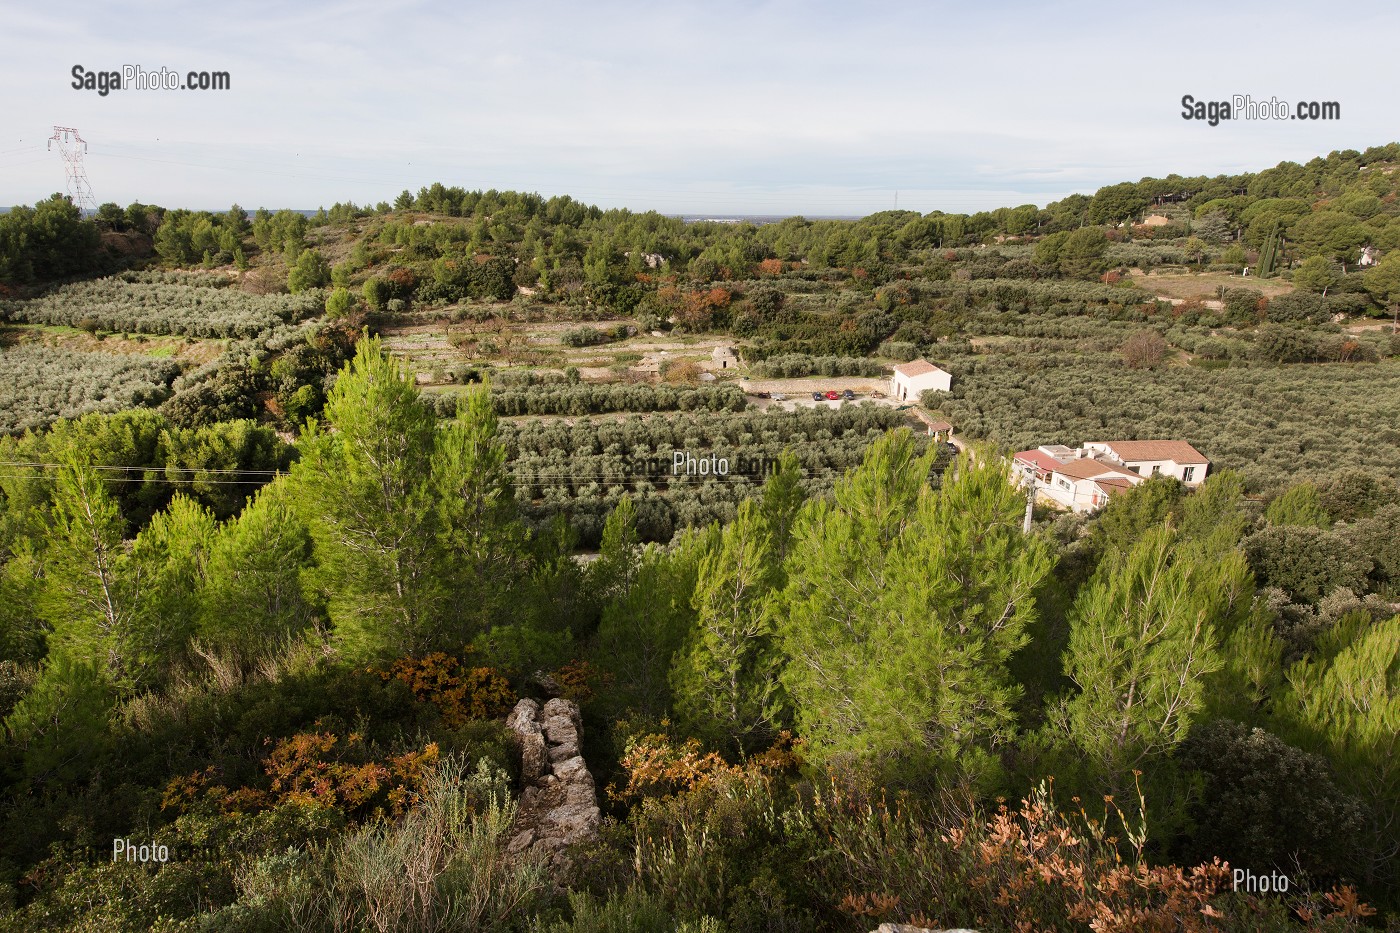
842 388 856 400
824 390 840 400
812 391 824 401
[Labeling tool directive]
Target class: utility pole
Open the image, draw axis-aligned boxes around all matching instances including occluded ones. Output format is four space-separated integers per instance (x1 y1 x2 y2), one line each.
48 126 95 213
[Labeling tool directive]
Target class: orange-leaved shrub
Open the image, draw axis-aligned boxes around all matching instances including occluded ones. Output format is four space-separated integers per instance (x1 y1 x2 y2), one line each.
374 652 514 727
162 732 440 821
594 733 1378 932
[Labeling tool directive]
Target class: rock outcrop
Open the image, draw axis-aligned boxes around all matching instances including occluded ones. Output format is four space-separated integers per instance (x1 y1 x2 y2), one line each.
505 698 599 870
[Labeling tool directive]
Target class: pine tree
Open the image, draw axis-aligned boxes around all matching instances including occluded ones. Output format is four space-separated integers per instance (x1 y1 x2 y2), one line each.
671 500 784 753
758 449 806 568
1177 469 1249 551
776 434 1051 784
587 495 642 607
129 493 216 683
1264 481 1331 528
1284 615 1400 889
433 384 528 639
290 336 449 660
1048 526 1250 794
40 456 136 685
198 481 316 666
591 524 716 720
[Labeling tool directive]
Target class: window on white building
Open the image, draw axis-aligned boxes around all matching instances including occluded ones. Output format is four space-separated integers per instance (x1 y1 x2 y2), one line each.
1183 466 1195 482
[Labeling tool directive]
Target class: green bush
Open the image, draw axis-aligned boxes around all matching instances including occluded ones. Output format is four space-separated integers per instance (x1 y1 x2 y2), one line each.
1243 525 1371 603
1177 720 1367 884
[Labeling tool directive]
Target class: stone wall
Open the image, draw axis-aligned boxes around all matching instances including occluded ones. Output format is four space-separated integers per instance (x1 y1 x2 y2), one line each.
504 697 600 871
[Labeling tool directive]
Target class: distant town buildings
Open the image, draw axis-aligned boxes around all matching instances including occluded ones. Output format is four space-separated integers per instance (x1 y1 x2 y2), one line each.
889 359 951 402
1014 440 1210 512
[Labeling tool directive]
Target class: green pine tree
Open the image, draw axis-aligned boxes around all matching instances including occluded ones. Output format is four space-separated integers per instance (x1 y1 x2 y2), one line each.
1284 615 1400 890
197 481 317 667
776 433 1051 785
1047 526 1250 795
671 499 785 753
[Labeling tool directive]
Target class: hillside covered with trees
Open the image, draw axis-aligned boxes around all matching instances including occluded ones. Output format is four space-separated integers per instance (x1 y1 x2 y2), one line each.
1 145 1399 930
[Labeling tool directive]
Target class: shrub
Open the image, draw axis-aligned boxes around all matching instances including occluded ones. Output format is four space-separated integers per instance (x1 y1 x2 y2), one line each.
162 733 442 822
1254 325 1320 363
1177 720 1367 883
207 757 549 933
561 326 612 347
1243 525 1371 603
375 654 515 728
1267 291 1328 324
1222 287 1265 321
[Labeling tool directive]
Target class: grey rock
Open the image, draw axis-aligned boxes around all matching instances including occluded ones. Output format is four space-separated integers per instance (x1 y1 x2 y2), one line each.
519 730 549 784
552 755 589 783
504 696 600 877
505 698 541 733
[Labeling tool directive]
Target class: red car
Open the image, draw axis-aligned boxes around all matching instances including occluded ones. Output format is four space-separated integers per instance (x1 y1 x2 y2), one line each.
824 390 840 400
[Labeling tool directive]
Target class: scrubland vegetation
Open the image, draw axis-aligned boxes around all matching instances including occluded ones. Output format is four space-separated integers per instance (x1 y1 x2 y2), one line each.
2 145 1400 930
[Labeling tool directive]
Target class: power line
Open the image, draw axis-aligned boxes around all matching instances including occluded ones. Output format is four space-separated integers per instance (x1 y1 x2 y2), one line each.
0 460 283 476
0 460 842 487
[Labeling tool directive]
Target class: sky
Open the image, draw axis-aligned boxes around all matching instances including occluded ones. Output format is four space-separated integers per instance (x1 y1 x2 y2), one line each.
2 0 1397 215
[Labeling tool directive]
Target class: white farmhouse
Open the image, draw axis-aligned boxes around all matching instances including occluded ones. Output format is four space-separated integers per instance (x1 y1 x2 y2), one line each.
1014 440 1210 513
889 359 951 402
1081 440 1210 486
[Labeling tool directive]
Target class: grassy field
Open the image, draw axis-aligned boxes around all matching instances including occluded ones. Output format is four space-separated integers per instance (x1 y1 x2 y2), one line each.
1127 269 1296 301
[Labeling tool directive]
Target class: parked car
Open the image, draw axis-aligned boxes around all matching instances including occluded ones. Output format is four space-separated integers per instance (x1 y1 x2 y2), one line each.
771 393 787 401
811 391 825 401
752 390 771 399
842 388 856 400
824 390 840 400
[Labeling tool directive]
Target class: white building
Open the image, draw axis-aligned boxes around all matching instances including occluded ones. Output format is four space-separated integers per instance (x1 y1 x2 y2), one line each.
1081 440 1210 486
1014 440 1210 513
889 359 951 402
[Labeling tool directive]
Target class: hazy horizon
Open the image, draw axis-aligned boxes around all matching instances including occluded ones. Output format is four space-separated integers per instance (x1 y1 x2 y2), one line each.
3 0 1395 215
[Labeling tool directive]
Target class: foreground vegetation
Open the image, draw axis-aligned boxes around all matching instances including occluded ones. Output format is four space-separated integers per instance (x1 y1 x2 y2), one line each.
0 337 1395 931
2 144 1400 929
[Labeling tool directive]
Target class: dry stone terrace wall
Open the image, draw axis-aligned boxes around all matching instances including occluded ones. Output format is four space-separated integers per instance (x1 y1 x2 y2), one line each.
505 697 600 873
